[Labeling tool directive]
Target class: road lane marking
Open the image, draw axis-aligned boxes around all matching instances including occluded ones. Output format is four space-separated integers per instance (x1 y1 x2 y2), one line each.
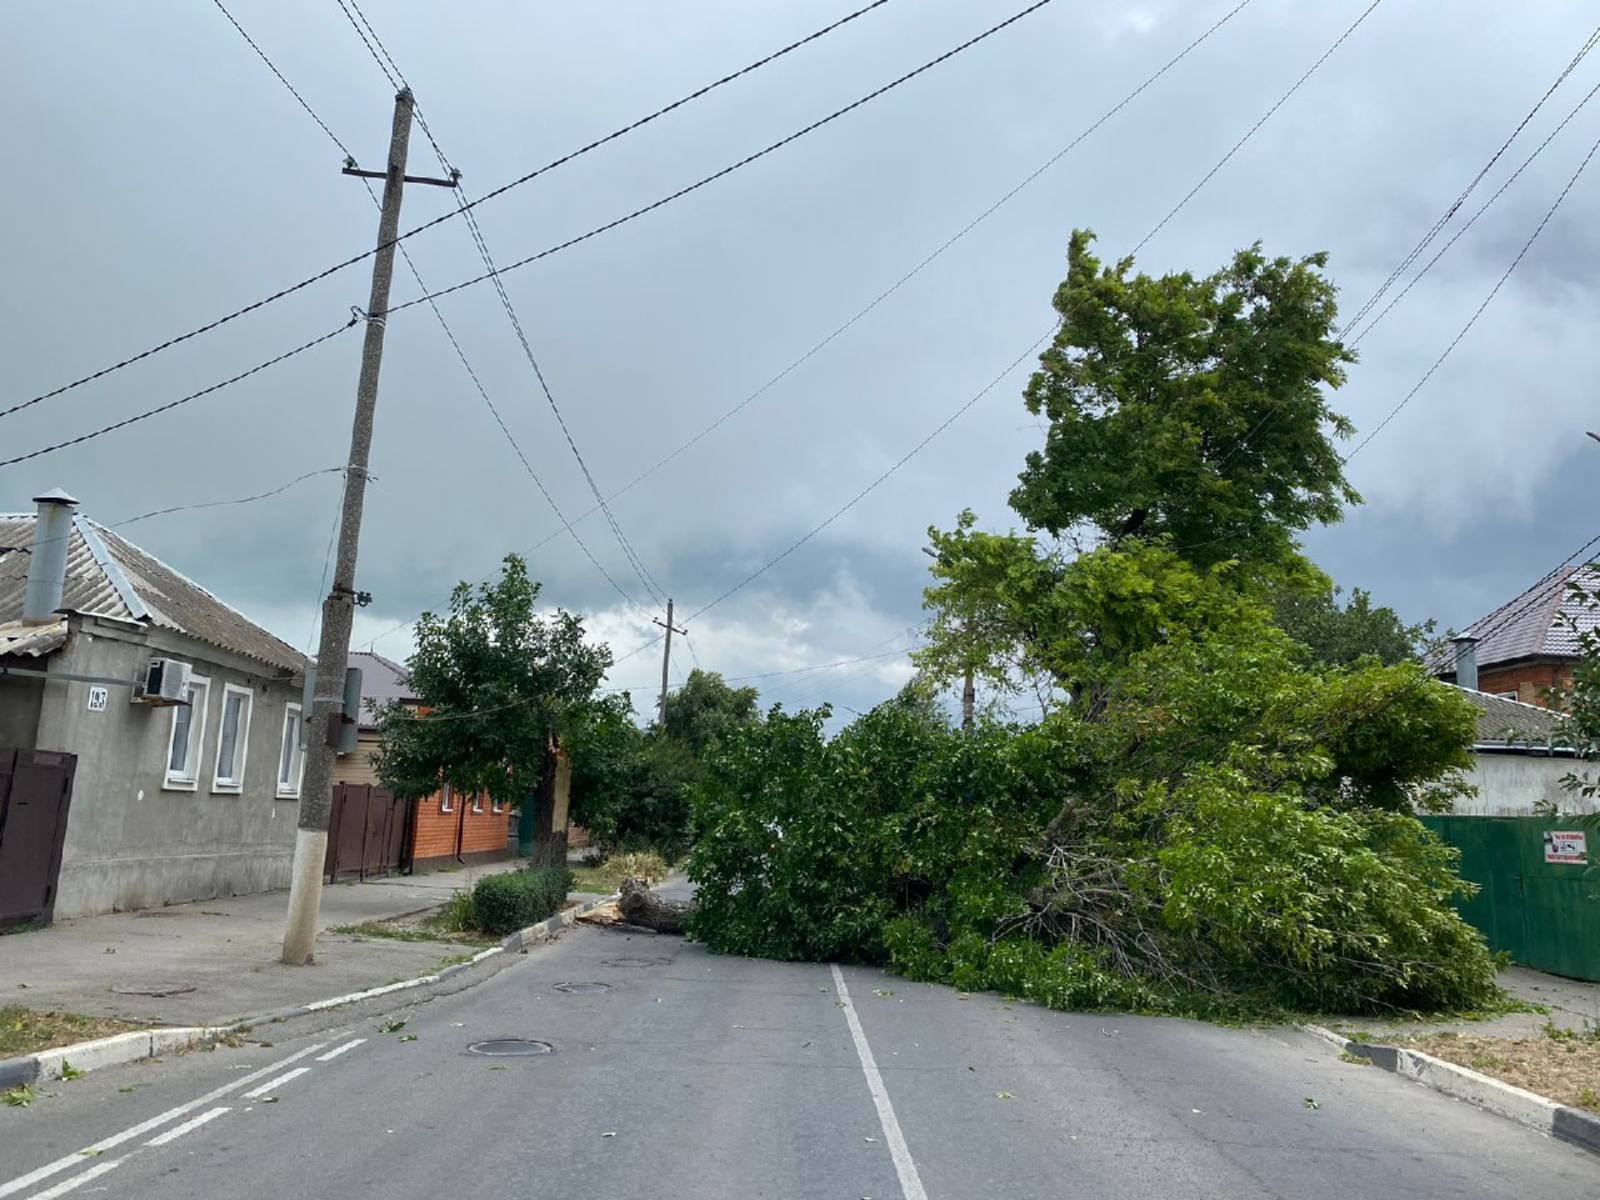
316 1038 366 1062
0 1042 327 1200
242 1067 311 1099
145 1106 231 1147
23 1158 123 1200
831 963 930 1200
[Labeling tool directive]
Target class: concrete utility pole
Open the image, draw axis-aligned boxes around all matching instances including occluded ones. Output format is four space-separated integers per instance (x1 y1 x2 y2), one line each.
654 599 687 726
962 667 975 732
281 90 452 965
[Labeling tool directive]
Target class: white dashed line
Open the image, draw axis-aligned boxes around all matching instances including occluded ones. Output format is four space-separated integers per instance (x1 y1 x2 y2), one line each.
831 963 929 1200
22 1158 124 1200
0 1042 328 1199
242 1066 311 1099
145 1106 231 1147
316 1038 366 1062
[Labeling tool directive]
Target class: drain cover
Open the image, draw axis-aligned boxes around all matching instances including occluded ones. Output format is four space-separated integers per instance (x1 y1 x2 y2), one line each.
111 981 196 997
467 1038 553 1057
552 981 610 994
602 957 670 969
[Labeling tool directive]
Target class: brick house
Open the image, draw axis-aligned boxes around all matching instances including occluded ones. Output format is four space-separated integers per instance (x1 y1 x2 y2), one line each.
1437 563 1600 707
339 651 514 872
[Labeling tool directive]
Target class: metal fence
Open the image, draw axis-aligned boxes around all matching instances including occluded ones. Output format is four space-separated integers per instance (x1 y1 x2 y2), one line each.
1423 815 1600 982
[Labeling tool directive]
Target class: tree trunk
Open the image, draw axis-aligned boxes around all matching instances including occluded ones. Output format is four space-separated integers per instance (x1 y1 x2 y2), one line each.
527 738 571 868
618 877 693 934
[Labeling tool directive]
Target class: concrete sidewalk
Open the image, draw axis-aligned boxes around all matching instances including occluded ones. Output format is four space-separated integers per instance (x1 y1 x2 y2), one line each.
1333 966 1600 1041
0 861 542 1029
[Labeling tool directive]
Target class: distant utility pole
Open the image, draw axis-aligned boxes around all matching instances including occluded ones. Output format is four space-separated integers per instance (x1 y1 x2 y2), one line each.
281 89 458 966
654 598 687 725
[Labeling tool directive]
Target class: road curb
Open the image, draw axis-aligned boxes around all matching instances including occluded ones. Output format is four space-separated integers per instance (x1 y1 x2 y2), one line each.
1302 1023 1600 1156
0 890 619 1089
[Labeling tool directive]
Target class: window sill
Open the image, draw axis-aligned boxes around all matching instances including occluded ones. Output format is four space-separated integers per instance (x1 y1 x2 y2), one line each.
162 778 198 793
211 783 244 795
275 790 301 801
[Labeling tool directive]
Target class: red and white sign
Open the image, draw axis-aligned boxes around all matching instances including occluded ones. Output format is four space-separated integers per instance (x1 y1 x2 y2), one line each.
1544 830 1588 865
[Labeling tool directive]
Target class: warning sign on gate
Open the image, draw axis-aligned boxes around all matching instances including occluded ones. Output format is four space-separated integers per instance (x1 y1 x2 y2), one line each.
1544 830 1588 865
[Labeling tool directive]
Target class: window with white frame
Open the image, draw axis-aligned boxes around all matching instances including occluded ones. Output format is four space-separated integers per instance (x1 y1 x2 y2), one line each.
212 684 253 792
277 703 305 798
164 675 211 790
440 784 454 813
471 792 485 814
491 796 506 814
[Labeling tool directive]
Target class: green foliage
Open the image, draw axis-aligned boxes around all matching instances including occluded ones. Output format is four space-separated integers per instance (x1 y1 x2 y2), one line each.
660 669 761 758
470 866 574 936
1273 583 1435 667
1548 573 1600 801
375 555 611 807
1011 229 1356 573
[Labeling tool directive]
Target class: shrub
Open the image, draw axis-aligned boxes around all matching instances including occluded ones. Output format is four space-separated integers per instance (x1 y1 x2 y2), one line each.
429 889 477 935
471 866 574 936
602 851 669 885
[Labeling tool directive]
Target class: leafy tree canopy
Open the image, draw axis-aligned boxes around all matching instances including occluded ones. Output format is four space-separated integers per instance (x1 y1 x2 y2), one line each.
1272 583 1435 668
660 668 761 757
1011 230 1357 575
375 554 611 806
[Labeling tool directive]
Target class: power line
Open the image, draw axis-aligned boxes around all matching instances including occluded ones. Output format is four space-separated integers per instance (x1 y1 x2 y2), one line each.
2 0 894 423
0 319 357 470
1344 119 1600 461
116 465 345 528
682 328 1055 624
210 0 655 621
1134 0 1386 255
384 0 1058 317
1340 20 1600 336
331 1 669 613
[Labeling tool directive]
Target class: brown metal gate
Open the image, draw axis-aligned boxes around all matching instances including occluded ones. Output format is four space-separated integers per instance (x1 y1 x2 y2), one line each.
0 748 76 928
323 783 409 881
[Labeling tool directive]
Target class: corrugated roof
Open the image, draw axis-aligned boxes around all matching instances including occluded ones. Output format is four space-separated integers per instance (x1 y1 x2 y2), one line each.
0 510 308 675
1454 686 1568 750
1461 562 1600 668
0 617 69 658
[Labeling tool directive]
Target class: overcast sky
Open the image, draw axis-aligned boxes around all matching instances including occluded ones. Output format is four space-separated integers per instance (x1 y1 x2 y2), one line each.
4 0 1599 721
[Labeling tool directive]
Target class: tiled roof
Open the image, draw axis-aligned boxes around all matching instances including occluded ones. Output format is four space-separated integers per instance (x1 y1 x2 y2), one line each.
1454 686 1568 750
0 511 308 675
1461 562 1600 668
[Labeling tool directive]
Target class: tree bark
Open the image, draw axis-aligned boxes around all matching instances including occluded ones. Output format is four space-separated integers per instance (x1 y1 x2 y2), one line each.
618 877 694 934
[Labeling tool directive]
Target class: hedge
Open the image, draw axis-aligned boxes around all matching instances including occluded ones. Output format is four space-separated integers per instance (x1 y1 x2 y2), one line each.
471 866 574 936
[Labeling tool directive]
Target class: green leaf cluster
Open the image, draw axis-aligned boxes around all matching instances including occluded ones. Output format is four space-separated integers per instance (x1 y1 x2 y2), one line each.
470 866 574 936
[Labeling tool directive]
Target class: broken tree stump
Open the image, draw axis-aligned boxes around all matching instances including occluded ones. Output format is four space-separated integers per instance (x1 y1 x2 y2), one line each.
617 876 693 935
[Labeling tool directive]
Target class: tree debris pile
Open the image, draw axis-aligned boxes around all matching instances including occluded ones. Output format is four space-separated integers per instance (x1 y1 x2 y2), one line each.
687 233 1500 1019
618 876 694 935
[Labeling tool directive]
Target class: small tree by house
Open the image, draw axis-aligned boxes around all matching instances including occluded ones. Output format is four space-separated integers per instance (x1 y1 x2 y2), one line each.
375 554 612 866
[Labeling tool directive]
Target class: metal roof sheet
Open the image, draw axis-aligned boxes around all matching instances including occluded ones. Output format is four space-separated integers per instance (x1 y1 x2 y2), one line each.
1454 685 1567 749
1462 562 1600 668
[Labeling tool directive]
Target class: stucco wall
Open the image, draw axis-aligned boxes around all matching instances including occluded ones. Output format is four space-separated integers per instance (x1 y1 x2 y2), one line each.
0 675 44 745
33 618 305 917
1451 751 1596 816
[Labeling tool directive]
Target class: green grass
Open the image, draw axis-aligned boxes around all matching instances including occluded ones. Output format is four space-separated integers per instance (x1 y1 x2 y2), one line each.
0 1006 144 1057
326 921 494 948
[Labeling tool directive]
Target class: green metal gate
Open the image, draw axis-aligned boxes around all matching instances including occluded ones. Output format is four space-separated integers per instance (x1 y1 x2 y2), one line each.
1423 815 1600 981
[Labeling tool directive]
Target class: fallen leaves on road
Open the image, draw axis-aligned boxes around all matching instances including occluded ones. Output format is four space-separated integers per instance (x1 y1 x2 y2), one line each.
398 1034 418 1043
378 1019 407 1034
995 1091 1016 1100
3 1086 33 1108
602 1131 617 1138
1302 1097 1320 1110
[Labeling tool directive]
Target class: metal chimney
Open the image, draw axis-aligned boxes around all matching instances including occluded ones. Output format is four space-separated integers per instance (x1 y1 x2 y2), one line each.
1452 635 1480 692
22 488 79 623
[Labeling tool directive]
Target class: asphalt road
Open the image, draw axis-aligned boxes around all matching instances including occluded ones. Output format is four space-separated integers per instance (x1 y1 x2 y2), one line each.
3 921 1596 1199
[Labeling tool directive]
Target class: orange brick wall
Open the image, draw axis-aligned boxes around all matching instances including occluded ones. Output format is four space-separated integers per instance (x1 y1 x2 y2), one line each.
411 786 511 863
1477 662 1572 708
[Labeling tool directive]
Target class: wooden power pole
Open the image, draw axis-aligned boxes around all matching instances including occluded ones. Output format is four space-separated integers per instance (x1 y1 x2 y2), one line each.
654 598 686 725
281 89 457 966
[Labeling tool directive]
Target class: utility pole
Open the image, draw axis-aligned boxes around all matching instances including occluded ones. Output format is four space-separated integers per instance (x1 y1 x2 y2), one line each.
654 598 687 726
281 89 457 966
962 666 975 732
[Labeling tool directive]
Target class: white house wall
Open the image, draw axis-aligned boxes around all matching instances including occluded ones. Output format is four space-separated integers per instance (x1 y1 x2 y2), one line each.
33 618 302 918
1451 752 1597 817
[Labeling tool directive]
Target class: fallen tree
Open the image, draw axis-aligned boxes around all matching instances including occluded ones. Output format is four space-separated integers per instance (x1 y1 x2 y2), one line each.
618 876 694 935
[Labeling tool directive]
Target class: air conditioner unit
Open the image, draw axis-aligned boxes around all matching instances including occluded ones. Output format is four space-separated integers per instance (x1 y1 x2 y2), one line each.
141 657 192 704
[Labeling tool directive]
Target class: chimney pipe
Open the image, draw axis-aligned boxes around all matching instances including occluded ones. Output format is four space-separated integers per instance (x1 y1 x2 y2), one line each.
1452 635 1479 692
22 488 78 623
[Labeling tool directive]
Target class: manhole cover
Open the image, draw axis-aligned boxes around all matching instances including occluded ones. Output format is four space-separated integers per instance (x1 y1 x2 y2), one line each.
552 981 610 994
602 957 670 969
467 1038 553 1057
110 982 196 997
